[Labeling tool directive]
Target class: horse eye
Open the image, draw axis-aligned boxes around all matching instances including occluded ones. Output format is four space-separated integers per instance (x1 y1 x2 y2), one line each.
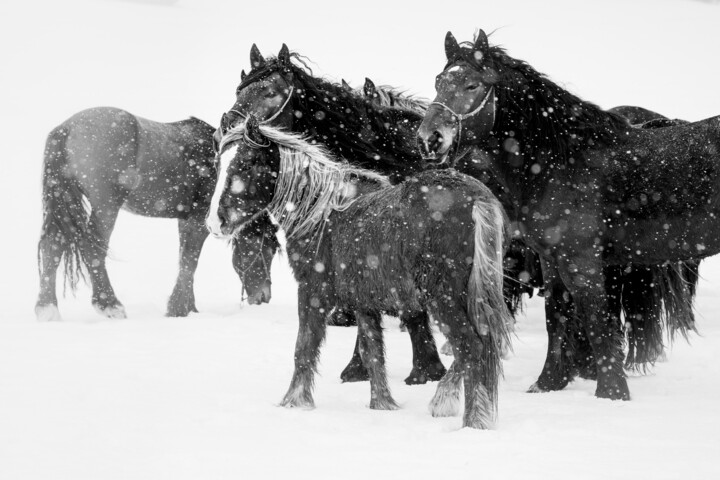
467 84 480 91
264 90 277 99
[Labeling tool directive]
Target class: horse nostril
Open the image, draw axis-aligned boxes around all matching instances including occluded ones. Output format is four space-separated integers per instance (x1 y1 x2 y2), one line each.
430 131 444 150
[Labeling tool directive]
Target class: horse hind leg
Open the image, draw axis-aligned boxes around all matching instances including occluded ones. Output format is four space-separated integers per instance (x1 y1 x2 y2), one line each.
166 216 208 317
83 199 125 319
432 305 495 429
428 358 462 417
35 234 63 321
403 311 446 385
356 310 398 410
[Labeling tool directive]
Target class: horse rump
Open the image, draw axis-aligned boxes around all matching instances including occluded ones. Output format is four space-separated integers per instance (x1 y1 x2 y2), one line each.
38 126 105 294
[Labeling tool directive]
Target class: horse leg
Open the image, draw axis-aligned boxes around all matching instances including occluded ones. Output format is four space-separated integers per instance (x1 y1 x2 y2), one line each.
83 199 125 318
529 258 576 392
557 256 629 400
166 216 208 317
428 359 462 417
340 329 370 383
356 310 399 410
35 234 63 321
433 304 495 429
280 282 330 408
403 311 446 385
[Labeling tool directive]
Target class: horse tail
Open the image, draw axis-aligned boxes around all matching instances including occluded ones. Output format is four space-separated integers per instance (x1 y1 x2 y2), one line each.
467 198 514 415
39 126 102 293
623 262 698 371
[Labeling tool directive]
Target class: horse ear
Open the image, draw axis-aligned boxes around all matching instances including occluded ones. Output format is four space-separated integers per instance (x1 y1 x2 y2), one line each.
474 29 489 54
250 44 265 69
341 79 352 91
363 78 377 99
241 69 247 81
445 31 462 61
278 43 291 67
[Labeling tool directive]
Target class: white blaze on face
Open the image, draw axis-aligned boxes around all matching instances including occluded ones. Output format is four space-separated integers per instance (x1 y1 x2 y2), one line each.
206 144 238 236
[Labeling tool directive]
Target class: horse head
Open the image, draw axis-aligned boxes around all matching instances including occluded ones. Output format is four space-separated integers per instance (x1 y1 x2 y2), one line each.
206 114 280 238
232 212 280 305
417 30 497 165
219 44 297 140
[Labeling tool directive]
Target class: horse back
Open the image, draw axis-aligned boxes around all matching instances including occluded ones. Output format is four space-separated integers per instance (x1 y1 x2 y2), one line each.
329 169 496 311
125 115 217 217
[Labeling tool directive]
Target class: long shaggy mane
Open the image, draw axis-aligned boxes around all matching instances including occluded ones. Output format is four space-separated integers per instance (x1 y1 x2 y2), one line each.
452 38 629 168
237 53 424 177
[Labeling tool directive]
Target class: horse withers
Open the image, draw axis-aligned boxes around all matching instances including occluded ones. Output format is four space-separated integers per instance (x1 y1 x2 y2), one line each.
208 117 513 429
36 107 279 321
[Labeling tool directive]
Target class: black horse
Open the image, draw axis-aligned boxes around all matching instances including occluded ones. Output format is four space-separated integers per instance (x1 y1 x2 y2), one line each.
212 46 452 385
209 118 513 429
417 31 711 400
36 107 279 321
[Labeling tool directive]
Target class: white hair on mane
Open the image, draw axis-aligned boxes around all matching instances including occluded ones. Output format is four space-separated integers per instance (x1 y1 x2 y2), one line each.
218 122 390 240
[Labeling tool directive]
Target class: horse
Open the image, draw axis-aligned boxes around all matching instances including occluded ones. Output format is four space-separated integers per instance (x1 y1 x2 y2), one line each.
208 117 513 429
417 30 712 400
36 106 279 321
215 46 452 385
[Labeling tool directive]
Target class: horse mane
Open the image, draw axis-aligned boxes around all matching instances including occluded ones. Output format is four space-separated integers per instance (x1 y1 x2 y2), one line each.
372 84 429 113
220 122 390 240
455 40 629 167
238 53 424 175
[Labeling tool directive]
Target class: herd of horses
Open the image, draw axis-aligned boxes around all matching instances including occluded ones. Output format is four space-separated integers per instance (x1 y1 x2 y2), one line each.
36 30 719 429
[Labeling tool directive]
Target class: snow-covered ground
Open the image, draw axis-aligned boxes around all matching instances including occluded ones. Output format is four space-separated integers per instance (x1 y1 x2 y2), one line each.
2 0 720 478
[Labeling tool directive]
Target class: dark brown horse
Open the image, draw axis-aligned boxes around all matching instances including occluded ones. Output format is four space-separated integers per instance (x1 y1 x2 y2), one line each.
36 107 278 321
417 31 711 400
209 118 513 429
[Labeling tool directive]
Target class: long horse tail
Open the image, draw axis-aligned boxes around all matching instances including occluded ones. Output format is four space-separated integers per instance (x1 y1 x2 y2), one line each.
39 126 103 293
467 198 515 416
623 262 698 371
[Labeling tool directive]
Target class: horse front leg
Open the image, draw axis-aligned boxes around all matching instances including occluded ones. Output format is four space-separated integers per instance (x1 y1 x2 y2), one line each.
166 216 208 317
280 281 330 408
529 258 576 392
557 255 629 400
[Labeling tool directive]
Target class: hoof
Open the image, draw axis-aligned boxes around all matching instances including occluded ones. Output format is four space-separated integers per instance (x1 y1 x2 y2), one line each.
404 363 447 385
35 304 62 322
280 390 315 409
528 372 570 393
527 382 543 393
429 386 461 417
596 376 631 401
340 361 369 383
369 397 400 410
165 303 197 317
93 303 127 319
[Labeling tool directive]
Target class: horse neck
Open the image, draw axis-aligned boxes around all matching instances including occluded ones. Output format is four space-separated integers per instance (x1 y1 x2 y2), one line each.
485 54 628 169
291 78 423 178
